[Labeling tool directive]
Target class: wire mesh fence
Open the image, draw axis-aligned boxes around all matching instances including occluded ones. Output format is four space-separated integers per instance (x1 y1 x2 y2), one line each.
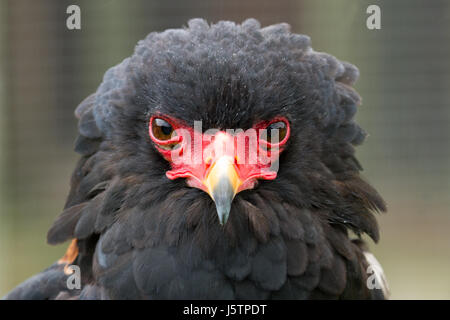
0 0 449 298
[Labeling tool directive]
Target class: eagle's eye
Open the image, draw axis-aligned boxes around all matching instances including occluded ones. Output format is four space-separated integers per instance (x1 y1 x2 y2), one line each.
152 118 174 140
263 120 288 145
150 117 179 150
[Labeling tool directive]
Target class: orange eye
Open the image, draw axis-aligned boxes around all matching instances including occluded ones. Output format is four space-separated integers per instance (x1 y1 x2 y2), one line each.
263 121 287 145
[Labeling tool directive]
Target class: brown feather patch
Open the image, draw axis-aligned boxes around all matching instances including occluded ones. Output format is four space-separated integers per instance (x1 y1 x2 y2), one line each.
58 239 79 267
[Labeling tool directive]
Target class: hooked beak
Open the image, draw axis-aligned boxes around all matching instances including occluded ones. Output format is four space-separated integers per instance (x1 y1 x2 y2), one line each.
203 156 242 226
165 130 281 226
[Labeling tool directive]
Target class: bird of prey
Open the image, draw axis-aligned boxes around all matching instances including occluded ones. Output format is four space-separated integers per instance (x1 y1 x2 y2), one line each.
4 19 389 300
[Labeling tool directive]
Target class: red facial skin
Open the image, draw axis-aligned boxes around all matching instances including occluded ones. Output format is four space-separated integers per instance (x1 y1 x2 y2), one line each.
149 115 290 194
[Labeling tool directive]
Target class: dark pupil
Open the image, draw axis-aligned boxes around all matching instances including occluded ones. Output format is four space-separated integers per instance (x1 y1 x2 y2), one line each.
267 121 286 142
153 118 173 140
160 124 172 135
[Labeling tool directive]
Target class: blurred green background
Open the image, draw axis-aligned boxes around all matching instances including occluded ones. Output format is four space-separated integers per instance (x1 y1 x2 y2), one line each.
0 0 449 299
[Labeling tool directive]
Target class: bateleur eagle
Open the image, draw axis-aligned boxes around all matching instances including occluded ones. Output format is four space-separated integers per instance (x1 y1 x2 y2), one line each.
4 19 389 300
